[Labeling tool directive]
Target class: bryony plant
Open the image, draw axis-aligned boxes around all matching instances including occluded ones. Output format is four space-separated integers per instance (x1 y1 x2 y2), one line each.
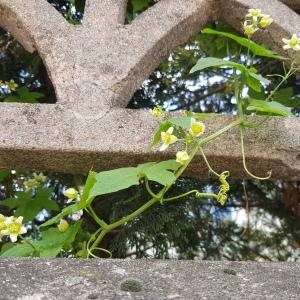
1 9 299 258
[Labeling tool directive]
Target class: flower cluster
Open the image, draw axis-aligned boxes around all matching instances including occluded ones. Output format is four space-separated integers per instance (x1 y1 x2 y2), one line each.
243 9 273 37
150 105 165 118
159 117 205 165
24 172 47 192
244 8 300 52
0 214 27 242
0 79 18 91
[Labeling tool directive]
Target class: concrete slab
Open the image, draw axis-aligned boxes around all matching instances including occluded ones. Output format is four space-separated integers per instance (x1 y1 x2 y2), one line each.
0 258 299 300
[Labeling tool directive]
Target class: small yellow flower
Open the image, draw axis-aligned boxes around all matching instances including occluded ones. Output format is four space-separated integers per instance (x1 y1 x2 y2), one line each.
176 151 190 165
1 216 27 242
7 79 18 91
63 188 79 203
150 105 165 118
58 219 69 233
244 25 258 37
246 8 262 21
24 178 39 192
160 127 178 151
34 172 47 183
259 14 273 28
189 118 205 137
282 34 300 51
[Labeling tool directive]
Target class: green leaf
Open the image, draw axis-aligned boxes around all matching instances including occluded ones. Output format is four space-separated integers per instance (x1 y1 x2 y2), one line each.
185 111 218 120
247 99 292 117
248 88 266 100
41 201 84 227
0 170 10 182
1 189 59 223
90 167 140 197
1 191 31 209
248 72 270 85
131 0 148 12
82 171 97 203
169 117 192 129
190 58 269 92
246 74 262 92
138 160 181 186
273 88 300 107
1 243 34 257
3 222 82 257
246 72 270 92
190 57 247 74
202 28 283 59
4 86 43 103
35 222 81 257
0 243 17 255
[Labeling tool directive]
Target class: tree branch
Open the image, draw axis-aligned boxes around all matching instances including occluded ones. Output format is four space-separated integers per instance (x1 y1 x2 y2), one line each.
172 83 229 111
0 0 70 53
83 0 128 29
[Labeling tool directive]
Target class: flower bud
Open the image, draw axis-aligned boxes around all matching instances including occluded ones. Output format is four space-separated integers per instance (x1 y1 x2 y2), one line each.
58 219 69 233
63 188 79 201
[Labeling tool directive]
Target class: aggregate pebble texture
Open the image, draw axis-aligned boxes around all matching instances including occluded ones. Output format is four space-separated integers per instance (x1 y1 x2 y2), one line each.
0 0 299 178
0 258 299 300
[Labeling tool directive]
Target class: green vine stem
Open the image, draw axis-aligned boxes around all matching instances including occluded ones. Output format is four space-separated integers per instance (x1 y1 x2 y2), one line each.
88 118 244 256
200 147 220 177
162 190 218 202
240 126 272 180
86 205 108 228
144 176 161 199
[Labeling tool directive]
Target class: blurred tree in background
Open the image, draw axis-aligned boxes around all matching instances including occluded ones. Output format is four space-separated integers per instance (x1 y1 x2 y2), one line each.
0 0 299 260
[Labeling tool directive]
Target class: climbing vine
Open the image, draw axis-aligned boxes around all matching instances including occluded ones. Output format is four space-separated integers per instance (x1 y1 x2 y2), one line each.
1 9 299 258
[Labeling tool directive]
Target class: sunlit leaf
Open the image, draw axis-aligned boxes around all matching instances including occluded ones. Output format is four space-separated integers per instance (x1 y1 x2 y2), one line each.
138 160 181 186
90 168 140 198
169 117 192 129
202 28 283 59
247 98 292 117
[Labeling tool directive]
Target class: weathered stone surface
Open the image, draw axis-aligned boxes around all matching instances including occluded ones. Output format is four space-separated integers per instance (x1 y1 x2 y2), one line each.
0 0 299 178
281 0 300 10
0 258 299 300
0 105 299 179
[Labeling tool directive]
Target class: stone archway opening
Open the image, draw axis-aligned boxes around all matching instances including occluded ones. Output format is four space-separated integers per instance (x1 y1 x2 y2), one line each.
0 26 56 104
128 21 300 116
